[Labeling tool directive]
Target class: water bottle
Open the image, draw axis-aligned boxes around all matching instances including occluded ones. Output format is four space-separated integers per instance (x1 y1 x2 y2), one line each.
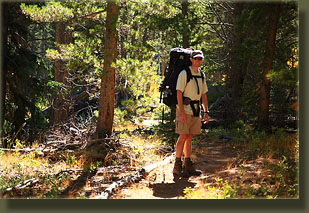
164 86 170 98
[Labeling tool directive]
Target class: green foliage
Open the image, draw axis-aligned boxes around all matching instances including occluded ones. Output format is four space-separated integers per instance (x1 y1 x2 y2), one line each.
21 1 74 22
186 121 298 199
150 120 178 146
4 3 55 140
183 177 237 199
223 2 298 124
240 128 298 160
2 119 15 137
89 160 103 170
0 139 82 198
114 107 128 127
3 0 298 146
115 53 161 124
206 87 225 106
1 1 299 199
235 127 298 198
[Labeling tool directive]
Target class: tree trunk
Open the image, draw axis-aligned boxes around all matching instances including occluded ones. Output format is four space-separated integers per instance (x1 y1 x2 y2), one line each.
50 22 72 124
161 60 167 77
229 3 244 99
11 4 28 134
96 1 119 137
259 3 280 128
1 2 8 145
226 2 245 123
119 0 127 59
181 0 190 48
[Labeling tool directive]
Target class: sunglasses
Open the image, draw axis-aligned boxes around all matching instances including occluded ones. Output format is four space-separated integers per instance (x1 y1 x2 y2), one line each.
193 57 203 61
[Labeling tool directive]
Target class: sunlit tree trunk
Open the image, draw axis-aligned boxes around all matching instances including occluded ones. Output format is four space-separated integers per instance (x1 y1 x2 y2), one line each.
259 3 280 128
96 1 119 137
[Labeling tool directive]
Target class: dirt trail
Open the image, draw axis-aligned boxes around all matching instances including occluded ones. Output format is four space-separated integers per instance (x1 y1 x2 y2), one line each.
112 136 237 199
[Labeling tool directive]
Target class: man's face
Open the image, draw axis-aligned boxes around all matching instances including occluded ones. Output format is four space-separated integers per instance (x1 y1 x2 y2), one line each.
190 57 204 67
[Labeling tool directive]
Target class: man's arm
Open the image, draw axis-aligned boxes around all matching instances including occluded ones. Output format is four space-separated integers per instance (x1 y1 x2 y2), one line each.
201 93 209 123
177 90 186 123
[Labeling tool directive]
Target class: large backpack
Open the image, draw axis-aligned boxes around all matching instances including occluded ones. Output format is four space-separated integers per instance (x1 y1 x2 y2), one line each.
160 47 204 108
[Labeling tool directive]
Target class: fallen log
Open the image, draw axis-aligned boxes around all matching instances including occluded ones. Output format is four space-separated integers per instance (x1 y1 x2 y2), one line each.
1 178 41 197
0 147 36 152
98 170 143 199
142 145 173 154
1 169 85 197
54 169 84 177
141 153 175 174
96 153 175 199
0 147 75 154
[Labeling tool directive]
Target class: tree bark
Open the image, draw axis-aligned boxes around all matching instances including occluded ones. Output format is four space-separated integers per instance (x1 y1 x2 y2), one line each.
96 1 119 137
259 3 280 128
1 2 8 145
11 4 28 134
229 3 244 100
50 22 72 124
181 0 190 48
226 2 245 123
119 0 127 58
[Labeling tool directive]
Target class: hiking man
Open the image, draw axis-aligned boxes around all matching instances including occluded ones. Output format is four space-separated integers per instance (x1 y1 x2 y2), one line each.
172 50 209 177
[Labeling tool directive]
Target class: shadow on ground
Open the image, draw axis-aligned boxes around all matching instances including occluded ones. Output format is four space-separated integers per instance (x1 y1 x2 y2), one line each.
60 169 97 198
149 177 196 198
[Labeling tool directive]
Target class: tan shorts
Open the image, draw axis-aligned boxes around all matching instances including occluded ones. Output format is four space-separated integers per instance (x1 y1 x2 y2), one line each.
175 110 202 135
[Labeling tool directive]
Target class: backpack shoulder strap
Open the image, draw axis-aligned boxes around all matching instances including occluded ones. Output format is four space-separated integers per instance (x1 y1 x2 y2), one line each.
183 67 205 95
192 68 205 81
184 66 192 84
200 69 205 82
190 69 205 95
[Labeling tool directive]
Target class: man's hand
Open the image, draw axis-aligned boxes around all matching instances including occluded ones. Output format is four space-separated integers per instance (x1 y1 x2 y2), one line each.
203 112 210 124
179 110 186 123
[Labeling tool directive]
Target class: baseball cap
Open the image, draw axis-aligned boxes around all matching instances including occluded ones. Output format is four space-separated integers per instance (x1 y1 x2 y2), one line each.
191 50 204 59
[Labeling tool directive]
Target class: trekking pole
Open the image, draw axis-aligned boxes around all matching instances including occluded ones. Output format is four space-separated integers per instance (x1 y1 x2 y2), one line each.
162 106 165 124
159 90 164 124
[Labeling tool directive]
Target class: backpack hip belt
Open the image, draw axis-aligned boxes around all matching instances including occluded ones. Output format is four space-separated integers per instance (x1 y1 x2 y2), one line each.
183 97 200 117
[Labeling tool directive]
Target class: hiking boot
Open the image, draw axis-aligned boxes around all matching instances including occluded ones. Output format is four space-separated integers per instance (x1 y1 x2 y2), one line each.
172 159 183 176
183 158 201 177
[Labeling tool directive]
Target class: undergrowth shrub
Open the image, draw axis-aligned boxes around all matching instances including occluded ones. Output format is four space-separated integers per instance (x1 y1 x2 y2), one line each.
184 178 237 199
195 121 298 199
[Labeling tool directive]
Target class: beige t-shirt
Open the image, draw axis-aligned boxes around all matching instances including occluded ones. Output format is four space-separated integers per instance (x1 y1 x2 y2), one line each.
176 67 208 115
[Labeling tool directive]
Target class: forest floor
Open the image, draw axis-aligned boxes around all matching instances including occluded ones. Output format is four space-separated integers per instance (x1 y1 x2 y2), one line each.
88 119 297 199
0 117 298 199
54 128 241 199
112 133 238 199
